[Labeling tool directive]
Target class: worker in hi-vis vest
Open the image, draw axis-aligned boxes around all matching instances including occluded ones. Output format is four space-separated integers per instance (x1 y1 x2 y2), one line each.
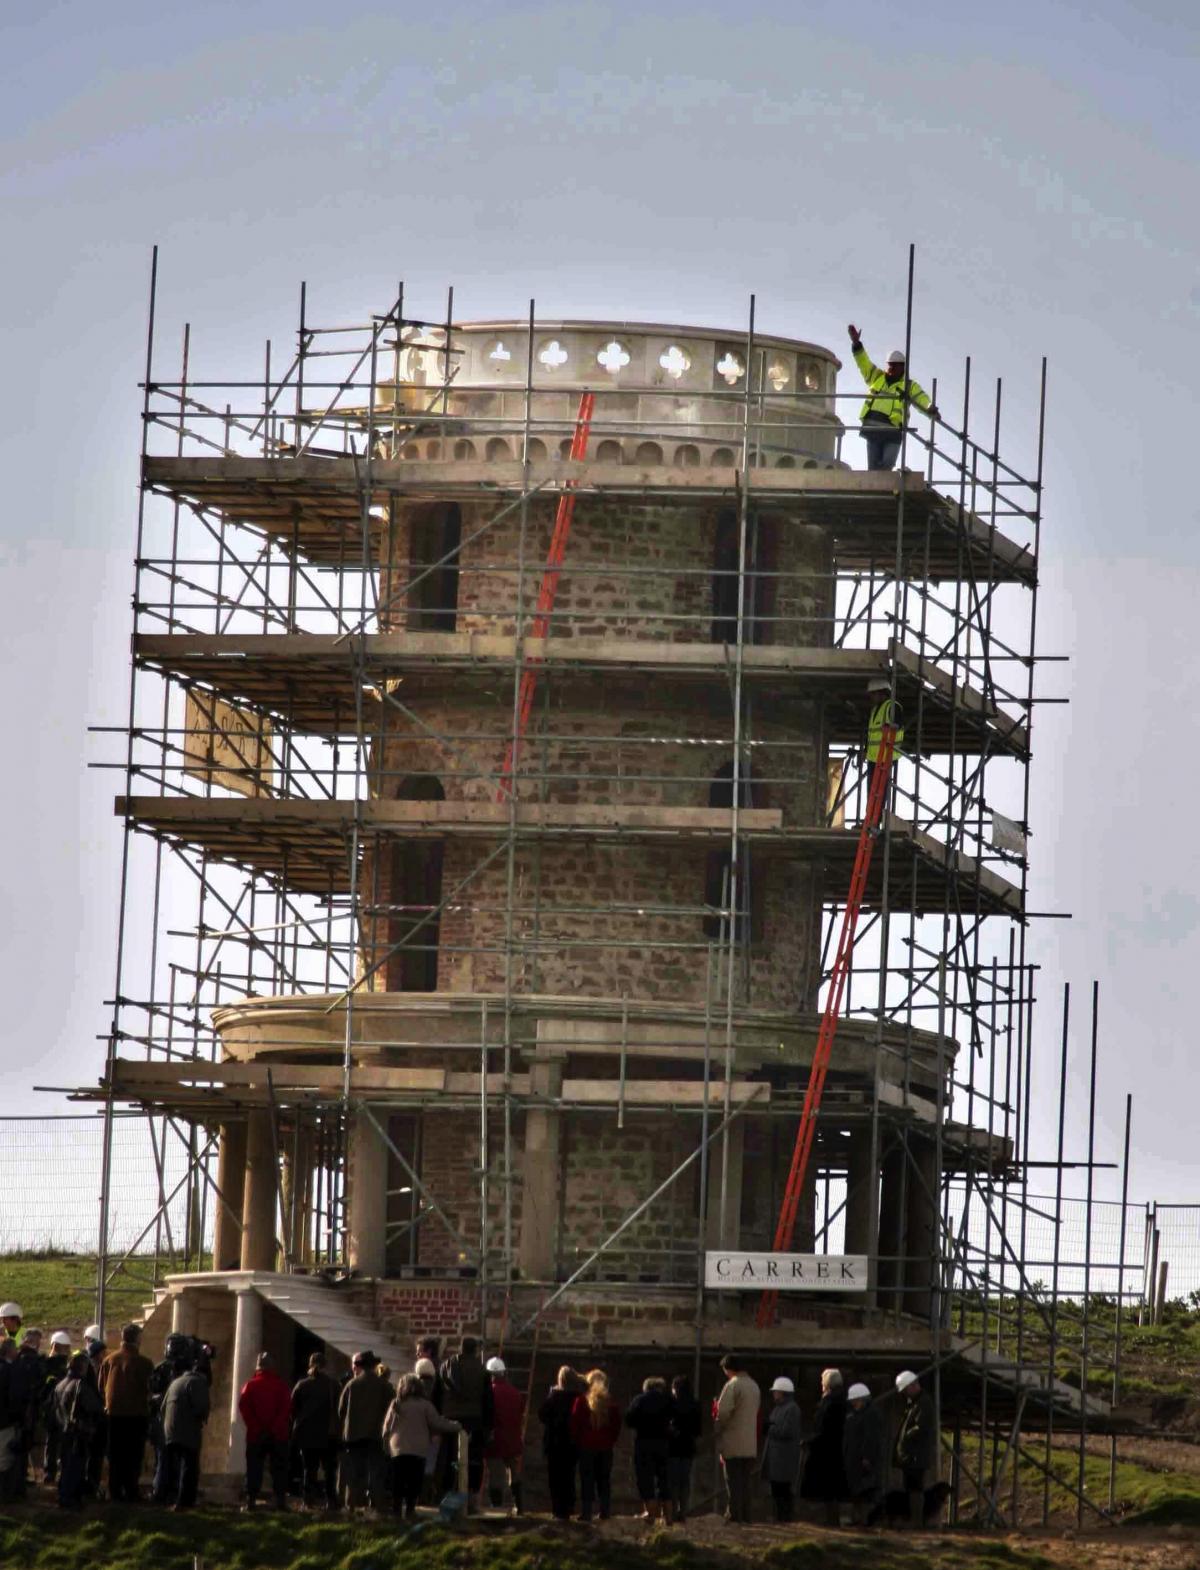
865 677 904 808
847 326 939 472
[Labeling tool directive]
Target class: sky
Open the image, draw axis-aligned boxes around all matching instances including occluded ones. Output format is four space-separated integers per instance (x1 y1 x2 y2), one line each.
1 0 1198 1216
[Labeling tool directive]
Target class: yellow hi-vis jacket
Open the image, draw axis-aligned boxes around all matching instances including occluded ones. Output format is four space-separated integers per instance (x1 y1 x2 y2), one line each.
867 698 905 763
853 342 933 429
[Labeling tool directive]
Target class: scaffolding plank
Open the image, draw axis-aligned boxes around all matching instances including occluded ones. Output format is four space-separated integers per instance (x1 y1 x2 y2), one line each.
116 797 784 832
97 1059 768 1109
135 632 1029 757
114 794 1022 914
143 455 1036 583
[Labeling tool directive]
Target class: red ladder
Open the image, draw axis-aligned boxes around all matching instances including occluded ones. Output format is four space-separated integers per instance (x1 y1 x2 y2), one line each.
755 723 899 1327
496 392 595 801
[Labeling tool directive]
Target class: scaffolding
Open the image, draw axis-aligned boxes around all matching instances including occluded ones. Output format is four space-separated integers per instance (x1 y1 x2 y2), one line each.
74 245 1140 1525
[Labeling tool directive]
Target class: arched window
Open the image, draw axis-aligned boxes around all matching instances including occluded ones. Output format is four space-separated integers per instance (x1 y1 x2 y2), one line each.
387 775 445 992
710 509 777 647
703 762 762 943
407 503 461 632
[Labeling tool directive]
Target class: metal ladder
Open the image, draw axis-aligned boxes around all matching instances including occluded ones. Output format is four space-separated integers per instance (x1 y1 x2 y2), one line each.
756 721 899 1326
496 392 595 800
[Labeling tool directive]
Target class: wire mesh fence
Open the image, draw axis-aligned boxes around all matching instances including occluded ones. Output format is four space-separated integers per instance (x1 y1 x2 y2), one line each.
0 1115 212 1257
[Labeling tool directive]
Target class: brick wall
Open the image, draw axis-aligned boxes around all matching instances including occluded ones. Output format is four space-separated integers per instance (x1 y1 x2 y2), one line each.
385 496 834 646
399 1106 715 1283
360 689 823 1011
360 491 833 1014
560 1119 700 1280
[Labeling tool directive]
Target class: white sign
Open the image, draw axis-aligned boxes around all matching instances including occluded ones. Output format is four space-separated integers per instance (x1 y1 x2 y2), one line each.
705 1251 869 1292
991 810 1027 856
183 691 273 798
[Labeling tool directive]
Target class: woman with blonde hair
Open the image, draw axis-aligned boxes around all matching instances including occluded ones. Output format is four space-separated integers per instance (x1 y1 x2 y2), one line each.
569 1368 622 1522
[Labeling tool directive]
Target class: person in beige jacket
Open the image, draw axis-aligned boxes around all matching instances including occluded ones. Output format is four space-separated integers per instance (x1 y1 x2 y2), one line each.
713 1355 761 1524
382 1373 461 1519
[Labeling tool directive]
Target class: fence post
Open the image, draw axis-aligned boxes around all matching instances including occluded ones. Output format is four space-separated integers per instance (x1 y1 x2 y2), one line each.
1142 1207 1158 1327
1155 1257 1169 1326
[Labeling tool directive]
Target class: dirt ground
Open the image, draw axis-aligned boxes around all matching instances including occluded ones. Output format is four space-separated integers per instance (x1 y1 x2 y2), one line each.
596 1514 1200 1568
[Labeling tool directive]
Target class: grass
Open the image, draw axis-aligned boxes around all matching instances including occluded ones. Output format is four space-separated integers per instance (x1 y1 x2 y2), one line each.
954 1430 1200 1530
0 1252 186 1335
1084 1453 1200 1527
0 1513 1060 1570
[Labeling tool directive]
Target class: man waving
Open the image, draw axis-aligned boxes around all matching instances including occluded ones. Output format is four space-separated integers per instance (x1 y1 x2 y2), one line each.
847 326 938 471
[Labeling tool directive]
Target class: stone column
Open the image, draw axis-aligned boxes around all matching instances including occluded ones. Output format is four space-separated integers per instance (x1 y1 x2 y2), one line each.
170 1291 199 1336
240 1111 277 1272
517 1055 564 1280
794 1152 818 1253
227 1287 262 1476
295 1127 315 1266
212 1121 247 1273
347 1109 387 1277
876 1141 907 1313
904 1134 940 1325
843 1126 874 1256
704 1116 745 1252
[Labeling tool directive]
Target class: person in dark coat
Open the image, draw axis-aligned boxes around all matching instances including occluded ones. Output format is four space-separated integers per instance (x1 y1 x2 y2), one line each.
53 1353 105 1510
82 1333 107 1499
41 1333 73 1486
291 1352 339 1510
762 1377 803 1522
538 1365 585 1521
893 1370 936 1527
0 1340 17 1505
148 1334 192 1503
337 1351 394 1510
799 1367 848 1525
415 1339 444 1409
666 1375 702 1523
842 1382 886 1524
439 1337 494 1497
625 1376 673 1524
9 1332 47 1499
161 1358 210 1510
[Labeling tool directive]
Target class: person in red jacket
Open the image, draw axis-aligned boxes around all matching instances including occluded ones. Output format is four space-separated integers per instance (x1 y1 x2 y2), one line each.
569 1369 622 1523
238 1352 292 1510
482 1357 525 1516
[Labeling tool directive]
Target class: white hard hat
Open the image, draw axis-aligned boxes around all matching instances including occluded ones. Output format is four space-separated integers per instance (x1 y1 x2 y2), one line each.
867 677 890 693
84 1324 102 1341
887 348 906 364
770 1376 794 1394
414 1358 436 1378
0 1302 21 1319
51 1332 72 1348
486 1357 506 1375
895 1370 919 1392
847 1382 871 1402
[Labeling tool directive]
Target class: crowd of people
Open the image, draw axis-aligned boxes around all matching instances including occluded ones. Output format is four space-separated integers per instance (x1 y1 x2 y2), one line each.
535 1353 937 1529
232 1336 520 1520
0 1299 938 1529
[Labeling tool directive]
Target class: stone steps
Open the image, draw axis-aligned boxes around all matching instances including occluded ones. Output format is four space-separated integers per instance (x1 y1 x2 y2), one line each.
160 1270 414 1375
